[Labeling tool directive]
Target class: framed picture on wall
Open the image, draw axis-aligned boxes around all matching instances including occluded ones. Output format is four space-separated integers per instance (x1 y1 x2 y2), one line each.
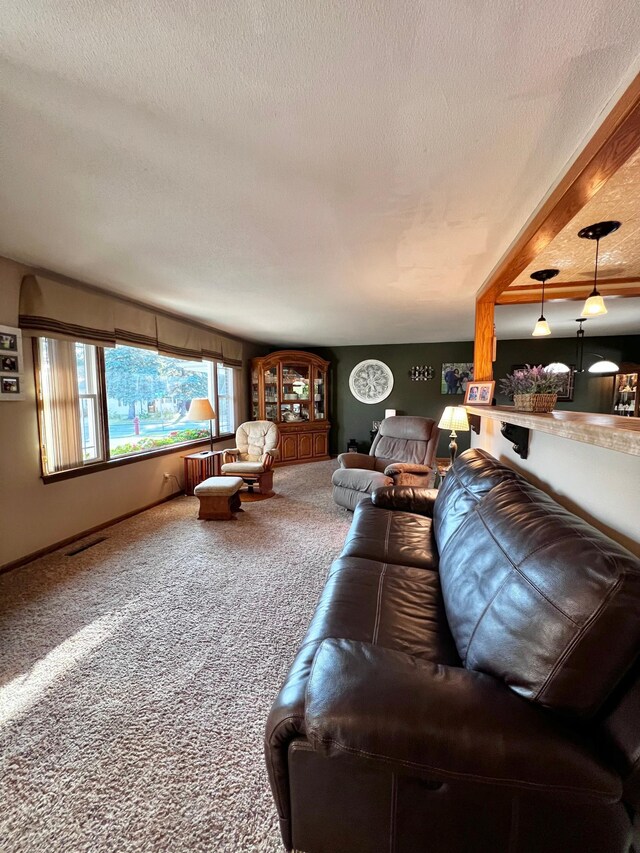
0 324 25 401
551 365 575 402
441 362 474 395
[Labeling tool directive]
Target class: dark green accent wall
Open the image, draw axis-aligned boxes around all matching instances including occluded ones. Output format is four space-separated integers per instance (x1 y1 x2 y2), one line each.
305 342 475 457
281 334 639 457
494 334 639 411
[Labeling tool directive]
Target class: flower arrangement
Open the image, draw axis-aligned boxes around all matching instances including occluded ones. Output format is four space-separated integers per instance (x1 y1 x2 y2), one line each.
499 365 565 412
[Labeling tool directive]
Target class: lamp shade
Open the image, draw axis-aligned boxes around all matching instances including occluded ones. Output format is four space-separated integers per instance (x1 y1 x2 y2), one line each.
588 359 619 374
532 318 551 337
546 362 570 374
438 406 469 432
581 293 607 317
187 398 216 421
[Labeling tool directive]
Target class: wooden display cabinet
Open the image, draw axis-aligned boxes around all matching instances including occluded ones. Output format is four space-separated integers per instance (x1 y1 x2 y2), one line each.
613 366 639 417
251 350 331 464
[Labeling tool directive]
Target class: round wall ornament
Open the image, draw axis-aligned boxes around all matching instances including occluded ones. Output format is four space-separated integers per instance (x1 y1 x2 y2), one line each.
349 359 394 404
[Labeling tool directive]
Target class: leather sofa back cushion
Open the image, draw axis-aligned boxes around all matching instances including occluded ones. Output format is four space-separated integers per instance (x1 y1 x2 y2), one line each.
438 477 640 717
432 449 525 552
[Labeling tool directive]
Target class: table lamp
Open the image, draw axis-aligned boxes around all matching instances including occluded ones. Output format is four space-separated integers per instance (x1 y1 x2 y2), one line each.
187 398 216 452
438 406 469 466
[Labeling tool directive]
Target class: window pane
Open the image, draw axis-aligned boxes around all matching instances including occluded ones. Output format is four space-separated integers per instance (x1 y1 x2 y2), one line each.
38 338 104 473
104 345 213 457
216 364 235 435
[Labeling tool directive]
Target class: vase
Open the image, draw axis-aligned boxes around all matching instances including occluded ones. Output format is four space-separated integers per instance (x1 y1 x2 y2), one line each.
513 393 558 413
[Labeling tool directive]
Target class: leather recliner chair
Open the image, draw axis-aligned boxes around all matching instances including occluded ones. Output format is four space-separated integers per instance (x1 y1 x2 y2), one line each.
331 415 439 510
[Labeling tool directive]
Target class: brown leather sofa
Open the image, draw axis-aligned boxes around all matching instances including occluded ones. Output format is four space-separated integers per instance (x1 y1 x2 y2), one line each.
332 415 440 510
265 448 640 853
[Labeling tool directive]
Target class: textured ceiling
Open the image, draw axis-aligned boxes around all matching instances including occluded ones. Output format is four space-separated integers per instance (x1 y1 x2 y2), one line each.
498 147 640 338
1 2 640 346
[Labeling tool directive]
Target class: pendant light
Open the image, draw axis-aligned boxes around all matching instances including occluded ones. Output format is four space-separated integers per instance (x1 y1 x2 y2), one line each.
588 356 620 374
578 220 621 317
575 318 587 373
530 269 559 336
574 319 620 374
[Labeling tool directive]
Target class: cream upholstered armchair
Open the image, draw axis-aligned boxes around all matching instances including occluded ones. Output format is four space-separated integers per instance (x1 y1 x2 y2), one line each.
221 421 280 495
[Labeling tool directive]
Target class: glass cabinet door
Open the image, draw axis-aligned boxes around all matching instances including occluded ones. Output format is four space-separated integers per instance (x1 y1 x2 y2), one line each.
264 366 278 421
251 367 260 419
613 372 638 417
281 363 310 422
313 368 326 421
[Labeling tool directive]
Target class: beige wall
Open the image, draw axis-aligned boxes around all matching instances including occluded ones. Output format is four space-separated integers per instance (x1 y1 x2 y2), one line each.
472 417 640 558
0 257 255 567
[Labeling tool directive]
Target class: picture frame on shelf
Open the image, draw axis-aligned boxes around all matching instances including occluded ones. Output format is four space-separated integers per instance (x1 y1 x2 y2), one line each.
464 380 495 406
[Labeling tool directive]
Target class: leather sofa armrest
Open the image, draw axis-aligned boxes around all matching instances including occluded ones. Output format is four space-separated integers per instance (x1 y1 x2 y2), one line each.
383 462 433 477
371 486 438 516
305 639 621 803
337 452 375 470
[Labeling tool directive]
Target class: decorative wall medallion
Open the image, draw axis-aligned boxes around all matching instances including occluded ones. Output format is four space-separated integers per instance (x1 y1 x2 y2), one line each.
409 365 434 381
349 359 394 404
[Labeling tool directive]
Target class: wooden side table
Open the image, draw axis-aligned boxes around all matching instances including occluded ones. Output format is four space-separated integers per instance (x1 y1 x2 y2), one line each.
183 450 225 496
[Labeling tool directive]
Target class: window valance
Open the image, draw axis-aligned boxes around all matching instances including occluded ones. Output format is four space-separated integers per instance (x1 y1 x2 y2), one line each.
19 274 243 368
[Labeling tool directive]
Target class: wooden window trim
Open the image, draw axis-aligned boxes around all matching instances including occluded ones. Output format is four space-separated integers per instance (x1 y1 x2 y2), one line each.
33 338 237 483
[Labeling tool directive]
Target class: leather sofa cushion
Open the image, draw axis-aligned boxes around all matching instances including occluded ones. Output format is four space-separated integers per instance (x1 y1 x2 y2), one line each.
341 500 438 570
439 477 640 717
432 448 525 553
332 467 393 494
270 556 459 732
305 639 622 803
264 554 459 840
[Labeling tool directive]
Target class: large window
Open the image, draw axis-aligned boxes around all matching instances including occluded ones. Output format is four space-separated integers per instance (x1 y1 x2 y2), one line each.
37 340 237 476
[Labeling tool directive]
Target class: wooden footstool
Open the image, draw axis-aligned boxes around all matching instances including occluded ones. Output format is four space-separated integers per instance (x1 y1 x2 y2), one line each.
194 476 243 520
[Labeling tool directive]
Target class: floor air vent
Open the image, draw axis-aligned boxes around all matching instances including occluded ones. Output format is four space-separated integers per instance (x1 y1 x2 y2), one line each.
66 537 107 556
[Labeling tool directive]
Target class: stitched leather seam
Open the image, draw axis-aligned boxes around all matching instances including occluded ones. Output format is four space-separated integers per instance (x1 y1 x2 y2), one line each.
487 479 626 579
383 511 393 559
475 510 579 625
464 573 512 664
372 563 388 645
534 575 624 704
308 736 616 800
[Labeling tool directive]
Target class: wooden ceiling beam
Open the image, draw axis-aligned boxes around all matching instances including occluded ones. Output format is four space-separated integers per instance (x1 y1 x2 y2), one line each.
474 72 640 380
497 284 640 305
476 72 640 307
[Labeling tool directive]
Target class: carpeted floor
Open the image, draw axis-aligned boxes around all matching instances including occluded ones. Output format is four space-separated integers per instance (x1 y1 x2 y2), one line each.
0 460 350 853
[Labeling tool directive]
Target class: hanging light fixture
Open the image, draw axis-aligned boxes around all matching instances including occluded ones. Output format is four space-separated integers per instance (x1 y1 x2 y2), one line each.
575 318 588 372
588 356 620 374
574 319 619 374
530 268 559 336
578 220 621 317
546 362 570 374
